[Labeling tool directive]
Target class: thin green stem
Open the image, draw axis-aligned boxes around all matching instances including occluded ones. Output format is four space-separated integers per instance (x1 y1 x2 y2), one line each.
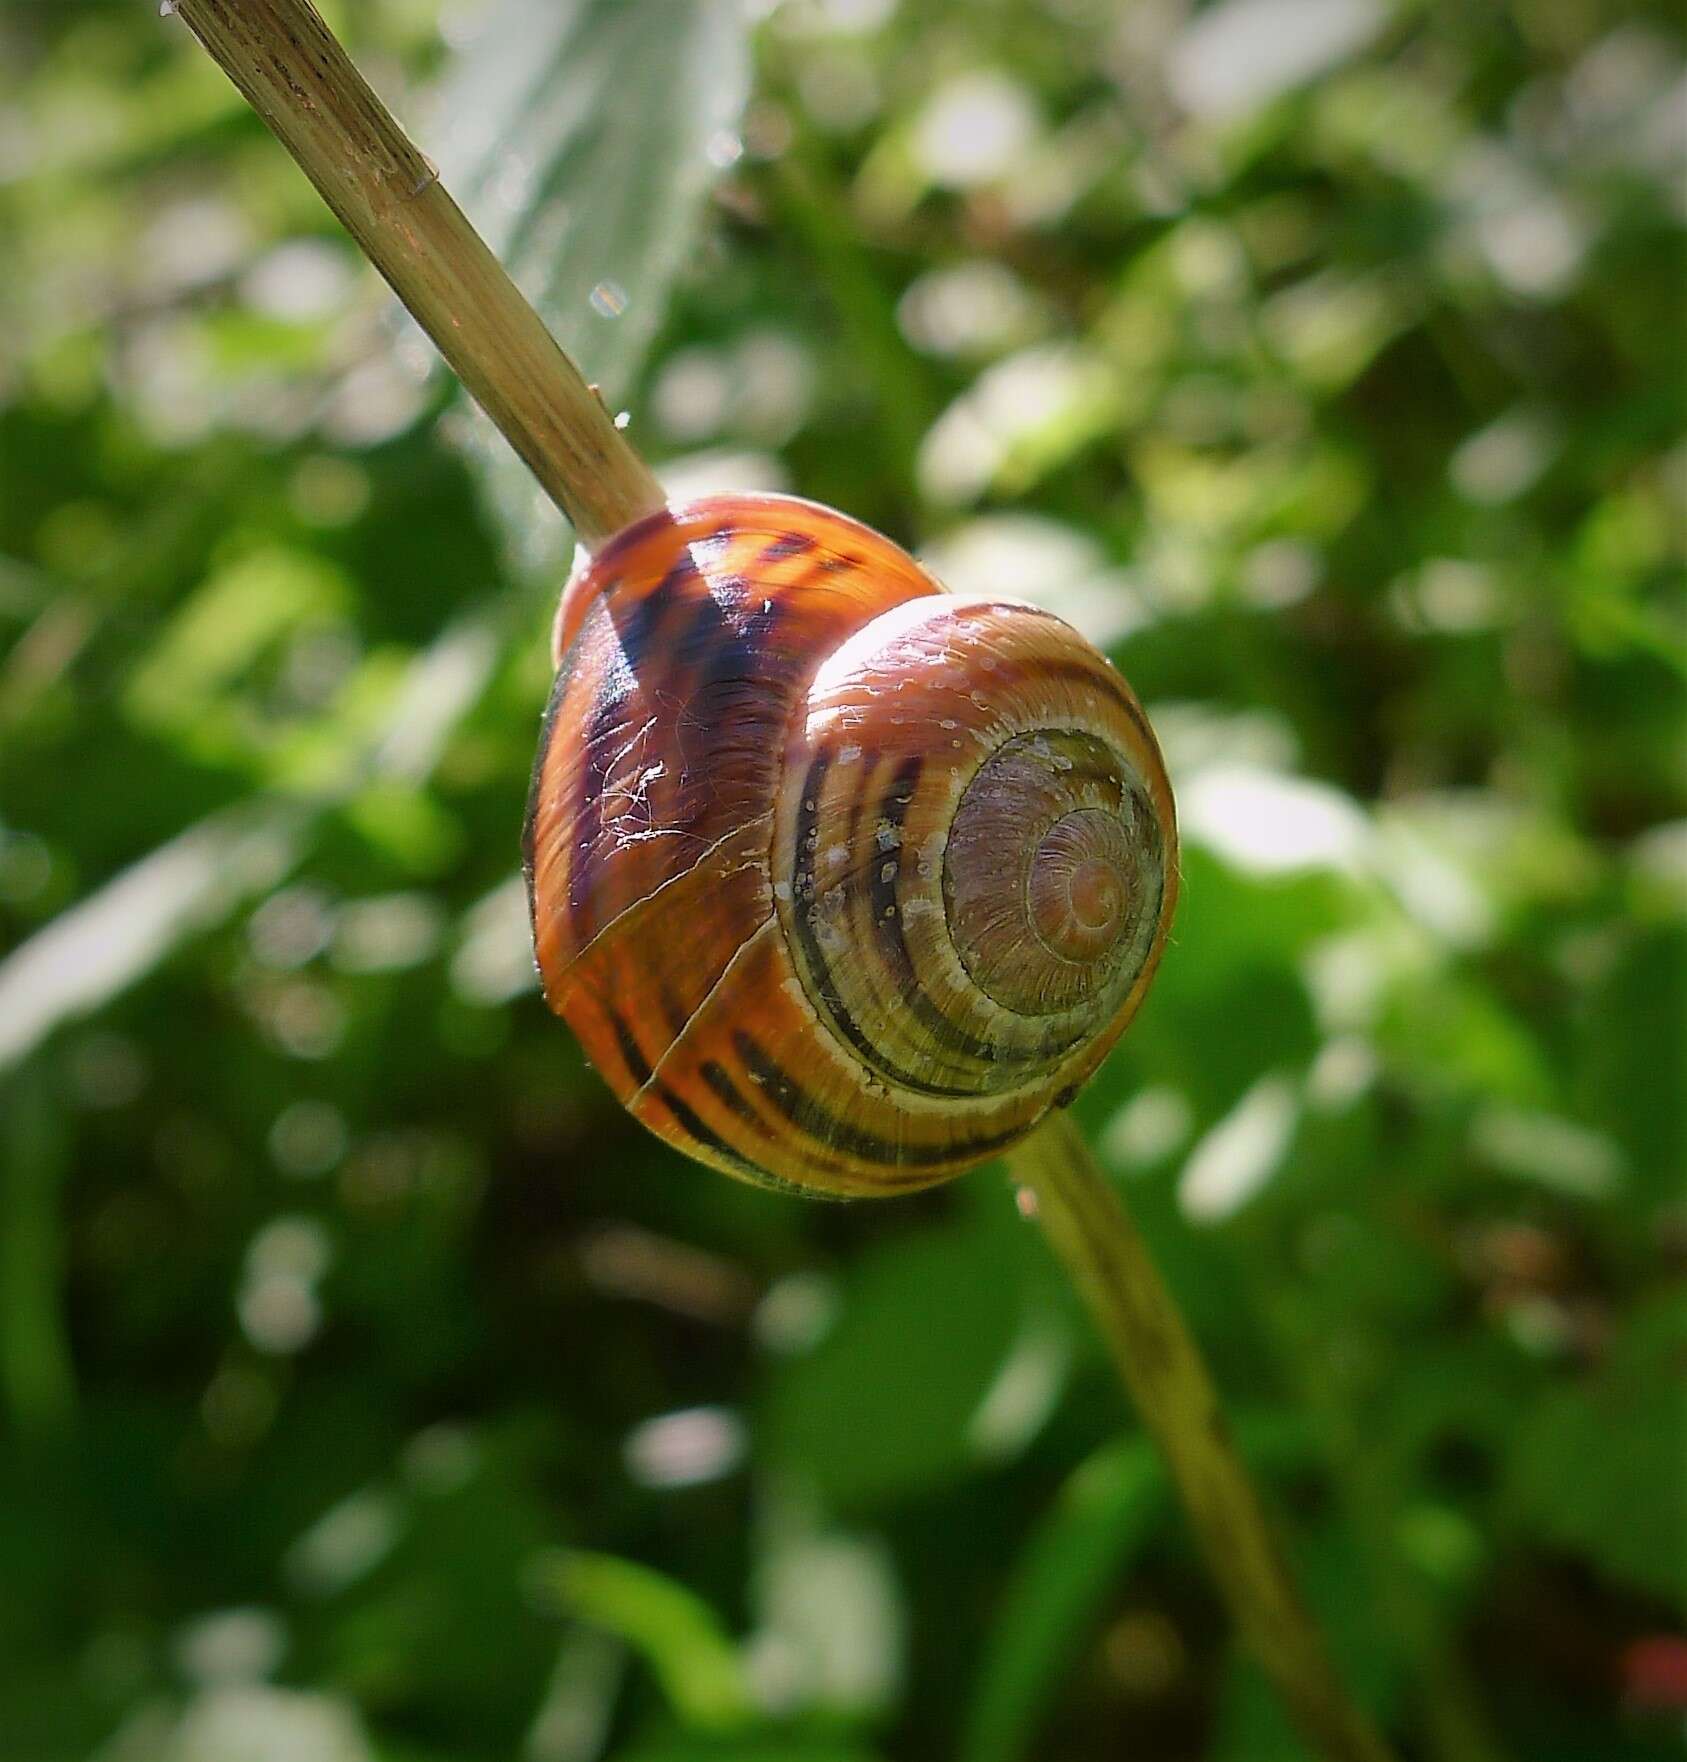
1007 1111 1399 1762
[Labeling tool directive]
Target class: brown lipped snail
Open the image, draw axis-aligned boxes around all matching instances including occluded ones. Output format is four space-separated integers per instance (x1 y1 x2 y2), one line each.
525 492 1178 1198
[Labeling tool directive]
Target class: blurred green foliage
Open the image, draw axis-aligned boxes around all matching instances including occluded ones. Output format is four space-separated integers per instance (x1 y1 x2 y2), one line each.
1 0 1684 1759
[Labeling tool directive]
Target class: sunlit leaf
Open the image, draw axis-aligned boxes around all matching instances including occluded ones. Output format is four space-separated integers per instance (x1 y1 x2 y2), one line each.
762 1216 1028 1508
0 802 305 1074
432 0 751 560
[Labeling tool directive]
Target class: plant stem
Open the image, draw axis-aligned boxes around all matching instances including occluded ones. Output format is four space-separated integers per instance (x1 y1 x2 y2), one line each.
171 0 664 545
1007 1112 1399 1762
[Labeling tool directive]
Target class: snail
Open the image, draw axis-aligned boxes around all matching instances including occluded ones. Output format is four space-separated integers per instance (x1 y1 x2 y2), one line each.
524 492 1178 1198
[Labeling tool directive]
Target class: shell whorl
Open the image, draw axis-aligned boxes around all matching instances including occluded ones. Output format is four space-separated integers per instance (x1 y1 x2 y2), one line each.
525 493 1177 1198
774 595 1167 1104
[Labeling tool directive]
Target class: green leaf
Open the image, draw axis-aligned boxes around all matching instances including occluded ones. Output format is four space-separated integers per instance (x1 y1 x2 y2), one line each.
613 1743 887 1762
1506 1294 1687 1611
762 1217 1028 1508
535 1549 754 1733
1577 925 1687 1202
0 802 306 1075
960 1438 1165 1762
123 547 349 762
434 0 751 558
0 1065 75 1441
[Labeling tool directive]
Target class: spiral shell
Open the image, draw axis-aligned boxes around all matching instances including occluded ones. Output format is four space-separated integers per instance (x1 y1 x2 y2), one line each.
525 493 1177 1197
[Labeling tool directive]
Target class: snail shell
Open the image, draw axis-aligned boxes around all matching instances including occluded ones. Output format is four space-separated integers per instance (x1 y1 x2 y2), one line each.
525 493 1177 1198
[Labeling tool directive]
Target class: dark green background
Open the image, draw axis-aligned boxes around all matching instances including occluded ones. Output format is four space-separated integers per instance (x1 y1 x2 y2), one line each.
1 1 1682 1758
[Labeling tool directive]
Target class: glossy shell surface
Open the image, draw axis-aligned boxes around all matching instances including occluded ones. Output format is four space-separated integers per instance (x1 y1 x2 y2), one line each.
526 493 1177 1196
